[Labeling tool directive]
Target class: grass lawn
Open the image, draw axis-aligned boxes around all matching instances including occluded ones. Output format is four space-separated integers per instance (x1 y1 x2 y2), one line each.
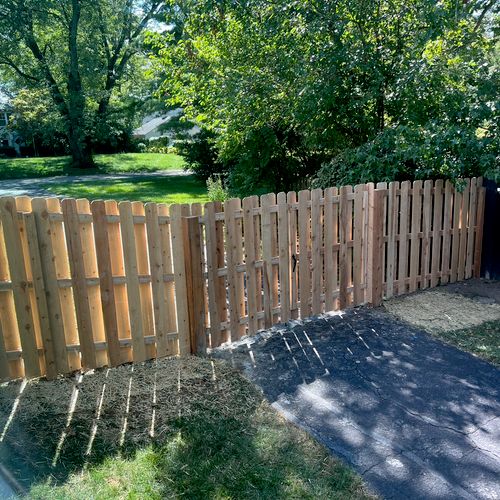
42 174 209 205
431 319 500 367
0 153 185 180
0 357 373 499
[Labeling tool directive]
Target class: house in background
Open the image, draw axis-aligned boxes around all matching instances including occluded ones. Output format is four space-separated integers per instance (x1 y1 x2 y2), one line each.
0 98 22 156
133 108 200 142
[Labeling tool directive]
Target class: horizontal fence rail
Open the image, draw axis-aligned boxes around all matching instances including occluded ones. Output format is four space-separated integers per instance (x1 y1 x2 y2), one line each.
0 178 485 380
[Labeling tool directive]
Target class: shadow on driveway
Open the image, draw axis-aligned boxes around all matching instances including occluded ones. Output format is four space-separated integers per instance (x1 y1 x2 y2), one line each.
213 307 500 499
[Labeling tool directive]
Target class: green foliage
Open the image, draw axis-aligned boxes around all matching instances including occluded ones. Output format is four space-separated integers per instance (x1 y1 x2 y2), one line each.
314 123 499 188
177 128 227 181
0 0 164 166
151 0 499 194
206 176 228 202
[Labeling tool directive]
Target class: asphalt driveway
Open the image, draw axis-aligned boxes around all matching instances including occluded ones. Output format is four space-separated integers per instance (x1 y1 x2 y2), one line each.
213 307 500 499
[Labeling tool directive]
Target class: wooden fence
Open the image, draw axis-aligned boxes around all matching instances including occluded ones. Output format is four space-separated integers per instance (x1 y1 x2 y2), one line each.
0 178 485 380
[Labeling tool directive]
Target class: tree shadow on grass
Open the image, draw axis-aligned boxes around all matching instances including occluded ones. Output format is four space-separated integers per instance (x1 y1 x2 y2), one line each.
0 356 366 498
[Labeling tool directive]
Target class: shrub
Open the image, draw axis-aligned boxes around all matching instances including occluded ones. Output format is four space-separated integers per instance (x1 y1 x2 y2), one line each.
207 176 229 202
313 124 499 188
177 129 227 181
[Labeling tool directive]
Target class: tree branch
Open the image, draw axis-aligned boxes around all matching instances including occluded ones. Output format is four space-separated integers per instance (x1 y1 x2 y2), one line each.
0 56 40 82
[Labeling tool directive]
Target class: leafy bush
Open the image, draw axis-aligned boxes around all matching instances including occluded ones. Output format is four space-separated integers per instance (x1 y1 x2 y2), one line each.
144 137 170 154
177 129 227 181
207 176 229 202
313 124 499 188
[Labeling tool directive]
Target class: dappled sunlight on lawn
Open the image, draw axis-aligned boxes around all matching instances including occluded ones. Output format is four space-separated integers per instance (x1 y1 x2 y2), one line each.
43 174 209 204
0 357 370 499
0 153 185 180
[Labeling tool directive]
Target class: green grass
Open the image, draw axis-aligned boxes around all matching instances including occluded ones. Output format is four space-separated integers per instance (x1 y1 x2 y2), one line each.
432 320 500 366
0 153 185 179
43 174 209 204
0 357 373 499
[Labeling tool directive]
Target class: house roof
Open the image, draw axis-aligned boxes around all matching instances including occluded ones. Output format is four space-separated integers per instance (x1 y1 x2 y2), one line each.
133 108 183 137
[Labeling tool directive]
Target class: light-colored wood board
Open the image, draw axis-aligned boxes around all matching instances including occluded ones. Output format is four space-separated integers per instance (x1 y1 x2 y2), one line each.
118 201 147 362
311 188 322 314
440 181 453 285
457 180 470 282
430 180 444 288
261 194 274 327
397 181 410 295
277 192 290 321
287 192 299 319
32 198 70 374
145 203 169 357
158 203 178 355
132 201 155 360
420 180 433 289
323 187 335 311
90 200 121 366
450 189 462 283
62 198 97 368
23 212 57 379
473 186 485 278
465 178 477 279
354 184 367 303
243 196 259 334
409 181 422 292
224 198 244 339
338 186 350 309
0 197 40 377
170 203 191 354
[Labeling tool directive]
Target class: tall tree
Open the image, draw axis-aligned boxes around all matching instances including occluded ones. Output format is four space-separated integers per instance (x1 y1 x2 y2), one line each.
0 0 163 167
154 0 498 194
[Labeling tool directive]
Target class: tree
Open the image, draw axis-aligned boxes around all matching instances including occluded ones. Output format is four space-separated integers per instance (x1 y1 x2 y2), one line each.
0 0 163 167
153 0 499 194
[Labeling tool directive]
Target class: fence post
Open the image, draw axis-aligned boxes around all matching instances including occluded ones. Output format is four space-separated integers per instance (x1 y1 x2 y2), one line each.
369 189 384 307
182 215 207 354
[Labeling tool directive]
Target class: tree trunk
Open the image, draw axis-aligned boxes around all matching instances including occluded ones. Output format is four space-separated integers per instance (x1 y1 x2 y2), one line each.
68 123 93 168
67 0 94 169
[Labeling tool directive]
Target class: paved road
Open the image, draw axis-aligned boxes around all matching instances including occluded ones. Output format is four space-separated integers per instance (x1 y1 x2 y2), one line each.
0 169 188 198
214 307 500 499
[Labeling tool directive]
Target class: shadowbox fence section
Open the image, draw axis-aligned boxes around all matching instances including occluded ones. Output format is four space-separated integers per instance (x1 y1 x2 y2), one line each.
0 178 485 380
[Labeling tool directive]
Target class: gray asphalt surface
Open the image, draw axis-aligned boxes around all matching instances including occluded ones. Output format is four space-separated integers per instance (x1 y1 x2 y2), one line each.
214 307 500 499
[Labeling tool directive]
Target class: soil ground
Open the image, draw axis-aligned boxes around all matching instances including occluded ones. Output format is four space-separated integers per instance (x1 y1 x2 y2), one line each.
384 279 500 333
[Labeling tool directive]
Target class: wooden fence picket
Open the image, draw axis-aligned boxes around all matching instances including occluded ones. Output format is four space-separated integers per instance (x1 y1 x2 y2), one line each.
324 187 336 311
441 181 453 285
311 189 323 314
287 192 299 319
0 197 40 377
91 200 121 366
298 190 311 318
458 179 470 282
431 180 444 288
277 192 290 322
398 181 410 295
421 180 433 289
243 196 259 335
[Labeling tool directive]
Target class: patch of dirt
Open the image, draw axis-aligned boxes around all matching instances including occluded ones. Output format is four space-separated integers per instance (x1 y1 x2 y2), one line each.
0 356 259 491
384 281 500 333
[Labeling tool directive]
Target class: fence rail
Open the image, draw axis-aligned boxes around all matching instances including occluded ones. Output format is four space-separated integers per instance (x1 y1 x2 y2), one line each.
0 178 485 380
